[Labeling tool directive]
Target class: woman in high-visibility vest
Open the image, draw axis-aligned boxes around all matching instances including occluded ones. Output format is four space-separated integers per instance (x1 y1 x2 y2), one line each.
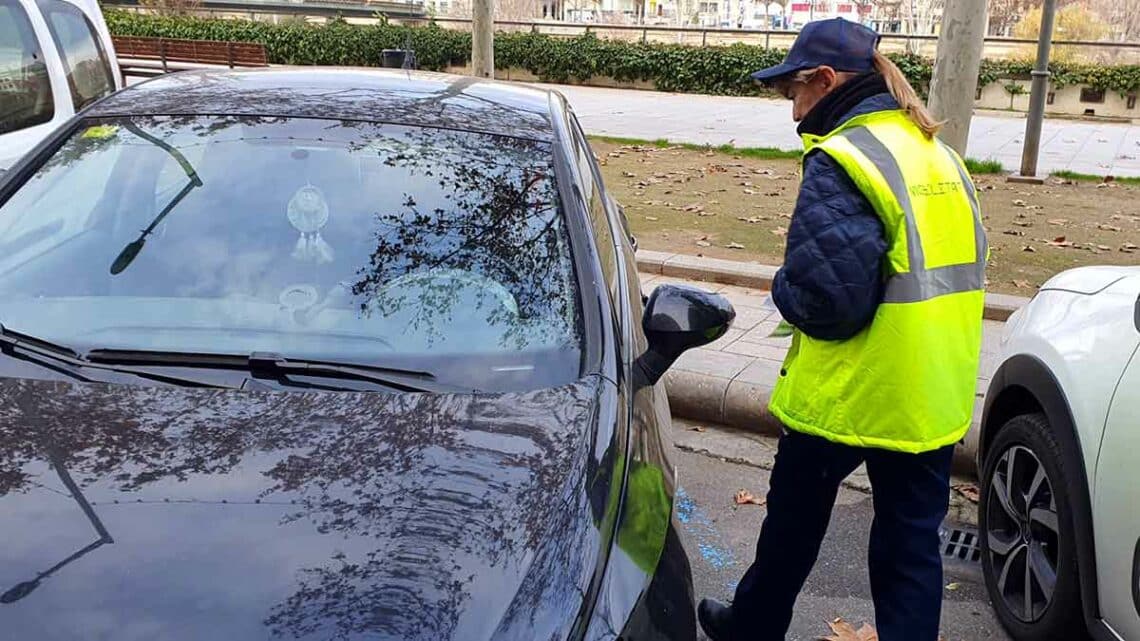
698 18 986 641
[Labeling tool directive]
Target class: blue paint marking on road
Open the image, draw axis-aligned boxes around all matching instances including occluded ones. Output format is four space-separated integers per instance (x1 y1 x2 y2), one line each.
676 486 738 571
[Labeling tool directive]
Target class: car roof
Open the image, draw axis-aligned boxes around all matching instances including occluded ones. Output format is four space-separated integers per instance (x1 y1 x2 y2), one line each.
88 68 560 142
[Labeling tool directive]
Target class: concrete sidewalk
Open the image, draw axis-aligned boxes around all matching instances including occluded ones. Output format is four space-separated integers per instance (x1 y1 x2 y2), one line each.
553 83 1140 178
648 271 1003 473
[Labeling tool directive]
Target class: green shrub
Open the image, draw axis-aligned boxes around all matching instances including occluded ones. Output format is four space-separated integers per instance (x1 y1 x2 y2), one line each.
104 11 1140 97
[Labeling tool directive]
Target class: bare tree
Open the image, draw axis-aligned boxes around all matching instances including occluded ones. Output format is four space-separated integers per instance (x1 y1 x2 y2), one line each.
494 0 543 20
138 0 201 16
1088 0 1140 42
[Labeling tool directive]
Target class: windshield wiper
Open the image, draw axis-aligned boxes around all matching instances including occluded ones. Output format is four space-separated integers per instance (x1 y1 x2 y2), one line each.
85 349 468 394
0 325 233 389
109 121 203 275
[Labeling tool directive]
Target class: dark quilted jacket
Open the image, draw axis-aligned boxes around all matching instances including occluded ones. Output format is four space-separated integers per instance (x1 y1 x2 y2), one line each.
771 92 898 341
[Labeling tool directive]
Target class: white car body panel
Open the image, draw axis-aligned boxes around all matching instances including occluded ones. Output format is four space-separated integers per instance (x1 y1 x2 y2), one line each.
0 0 120 171
998 266 1140 640
1000 269 1140 490
1095 328 1140 637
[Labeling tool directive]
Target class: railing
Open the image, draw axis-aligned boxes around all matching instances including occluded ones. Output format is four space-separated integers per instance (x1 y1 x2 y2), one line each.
104 0 428 19
101 0 1140 62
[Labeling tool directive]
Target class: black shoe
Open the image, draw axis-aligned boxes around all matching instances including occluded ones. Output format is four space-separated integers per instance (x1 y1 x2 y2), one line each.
697 598 733 641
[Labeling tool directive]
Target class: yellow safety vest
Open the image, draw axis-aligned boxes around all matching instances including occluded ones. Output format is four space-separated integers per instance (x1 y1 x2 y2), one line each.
768 110 987 454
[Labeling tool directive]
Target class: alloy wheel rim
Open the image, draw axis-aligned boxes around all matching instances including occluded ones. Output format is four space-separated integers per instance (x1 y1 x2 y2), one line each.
986 445 1060 623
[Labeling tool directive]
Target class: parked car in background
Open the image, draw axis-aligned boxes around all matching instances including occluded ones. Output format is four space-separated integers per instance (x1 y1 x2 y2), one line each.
1 0 121 171
0 68 735 640
979 266 1140 641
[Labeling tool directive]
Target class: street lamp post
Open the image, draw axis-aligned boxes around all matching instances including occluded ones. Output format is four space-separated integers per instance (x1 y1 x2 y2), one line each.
1014 0 1059 182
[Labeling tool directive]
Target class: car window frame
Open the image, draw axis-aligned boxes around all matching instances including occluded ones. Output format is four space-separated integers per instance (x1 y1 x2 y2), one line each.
35 0 115 112
0 0 56 135
550 97 613 382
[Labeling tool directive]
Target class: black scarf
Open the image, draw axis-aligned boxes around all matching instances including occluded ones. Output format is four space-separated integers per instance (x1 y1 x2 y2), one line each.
797 72 891 137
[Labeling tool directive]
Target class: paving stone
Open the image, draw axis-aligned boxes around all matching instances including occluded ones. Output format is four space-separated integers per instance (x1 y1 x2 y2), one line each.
733 358 783 386
711 328 746 350
673 348 753 379
720 340 789 362
730 305 777 332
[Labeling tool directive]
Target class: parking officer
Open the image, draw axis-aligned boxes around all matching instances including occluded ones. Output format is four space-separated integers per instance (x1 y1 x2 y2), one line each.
697 18 987 641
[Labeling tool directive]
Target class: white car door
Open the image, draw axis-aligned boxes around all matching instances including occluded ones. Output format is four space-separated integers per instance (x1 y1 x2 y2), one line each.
1093 290 1140 639
0 0 73 171
1 0 120 172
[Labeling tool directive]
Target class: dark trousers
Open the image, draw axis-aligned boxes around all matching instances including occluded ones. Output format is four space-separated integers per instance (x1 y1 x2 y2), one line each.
731 429 954 641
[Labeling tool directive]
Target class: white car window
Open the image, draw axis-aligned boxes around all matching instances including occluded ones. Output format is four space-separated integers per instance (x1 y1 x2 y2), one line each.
0 0 55 134
37 0 114 111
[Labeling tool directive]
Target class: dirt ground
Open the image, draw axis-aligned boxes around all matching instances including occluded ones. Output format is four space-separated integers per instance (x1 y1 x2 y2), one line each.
594 141 1140 296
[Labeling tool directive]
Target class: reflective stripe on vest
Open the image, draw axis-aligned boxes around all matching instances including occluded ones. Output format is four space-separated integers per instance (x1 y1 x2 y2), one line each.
840 127 988 304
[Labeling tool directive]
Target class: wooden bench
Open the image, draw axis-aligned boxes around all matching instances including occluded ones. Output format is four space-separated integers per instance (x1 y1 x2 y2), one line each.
113 36 268 78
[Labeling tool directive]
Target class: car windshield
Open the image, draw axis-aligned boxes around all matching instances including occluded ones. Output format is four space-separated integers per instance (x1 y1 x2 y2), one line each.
0 115 583 390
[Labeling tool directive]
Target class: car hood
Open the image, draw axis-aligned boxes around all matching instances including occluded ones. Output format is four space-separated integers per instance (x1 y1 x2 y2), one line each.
1039 265 1140 295
0 375 613 641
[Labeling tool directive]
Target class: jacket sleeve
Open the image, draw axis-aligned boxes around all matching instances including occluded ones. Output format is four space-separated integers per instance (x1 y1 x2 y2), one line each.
771 150 888 341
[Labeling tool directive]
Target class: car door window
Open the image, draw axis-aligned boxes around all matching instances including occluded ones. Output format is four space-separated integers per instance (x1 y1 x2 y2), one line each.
37 0 114 111
0 0 54 134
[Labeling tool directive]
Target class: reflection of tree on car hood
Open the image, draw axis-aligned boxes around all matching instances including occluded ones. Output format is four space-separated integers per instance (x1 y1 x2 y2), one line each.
0 375 618 640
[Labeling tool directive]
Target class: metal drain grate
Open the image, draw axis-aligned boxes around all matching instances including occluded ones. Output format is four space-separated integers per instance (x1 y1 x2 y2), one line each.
940 525 982 564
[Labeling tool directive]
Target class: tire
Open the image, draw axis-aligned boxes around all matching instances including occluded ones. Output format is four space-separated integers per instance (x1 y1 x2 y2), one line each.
979 413 1090 641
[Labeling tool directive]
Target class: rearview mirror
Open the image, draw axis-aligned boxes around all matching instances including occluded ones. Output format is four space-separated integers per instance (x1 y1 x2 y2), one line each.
636 284 735 386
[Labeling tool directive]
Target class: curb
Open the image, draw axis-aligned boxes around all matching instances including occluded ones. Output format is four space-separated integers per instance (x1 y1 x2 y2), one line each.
664 369 982 476
637 250 1030 322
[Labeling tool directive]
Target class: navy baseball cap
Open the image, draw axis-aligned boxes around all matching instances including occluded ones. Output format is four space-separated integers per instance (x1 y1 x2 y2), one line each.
751 18 881 84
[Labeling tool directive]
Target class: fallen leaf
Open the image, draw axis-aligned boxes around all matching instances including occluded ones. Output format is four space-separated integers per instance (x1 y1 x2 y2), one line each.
1098 223 1123 232
683 204 703 213
1002 229 1025 236
1022 244 1037 253
726 242 746 249
1012 199 1028 207
695 240 711 248
952 482 981 503
1123 243 1138 253
743 189 756 195
690 426 707 432
771 227 788 236
734 490 766 506
644 216 659 221
1098 244 1112 251
1049 236 1074 248
818 618 877 641
1013 220 1032 227
946 582 961 591
622 171 636 178
1047 219 1069 225
1012 279 1032 289
737 215 768 223
698 211 718 217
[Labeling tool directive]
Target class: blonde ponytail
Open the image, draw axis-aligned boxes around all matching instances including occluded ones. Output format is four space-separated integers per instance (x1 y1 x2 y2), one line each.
873 50 943 139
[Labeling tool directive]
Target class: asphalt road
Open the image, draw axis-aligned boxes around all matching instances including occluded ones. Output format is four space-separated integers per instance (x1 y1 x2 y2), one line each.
667 420 1012 641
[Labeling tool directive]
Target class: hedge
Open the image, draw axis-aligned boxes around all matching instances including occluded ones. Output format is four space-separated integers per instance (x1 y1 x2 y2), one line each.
105 10 1140 97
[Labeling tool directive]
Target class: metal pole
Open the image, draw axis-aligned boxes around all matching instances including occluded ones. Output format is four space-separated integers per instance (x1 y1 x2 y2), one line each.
1019 0 1058 179
472 0 494 78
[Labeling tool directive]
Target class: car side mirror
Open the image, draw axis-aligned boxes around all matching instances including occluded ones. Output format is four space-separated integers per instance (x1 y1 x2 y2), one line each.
636 284 735 386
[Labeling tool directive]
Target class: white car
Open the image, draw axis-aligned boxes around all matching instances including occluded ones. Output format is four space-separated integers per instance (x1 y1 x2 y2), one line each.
979 266 1140 641
1 0 121 171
